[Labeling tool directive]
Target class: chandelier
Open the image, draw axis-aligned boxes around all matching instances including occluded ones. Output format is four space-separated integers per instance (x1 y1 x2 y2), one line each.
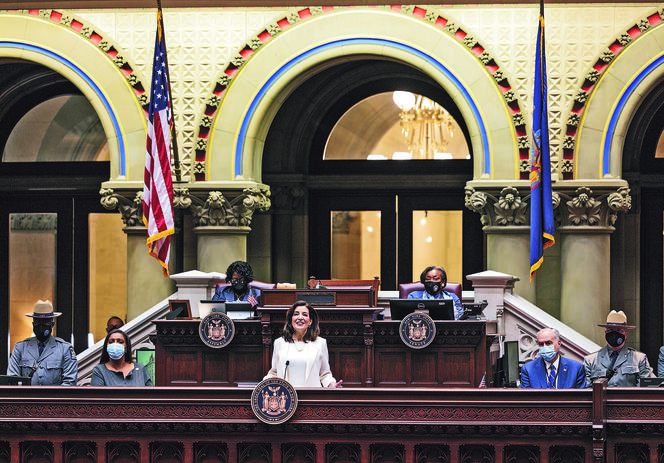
392 91 455 160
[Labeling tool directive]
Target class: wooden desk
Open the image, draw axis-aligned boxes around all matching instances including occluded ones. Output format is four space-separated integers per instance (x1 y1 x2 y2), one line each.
3 381 661 463
153 315 489 388
261 287 375 307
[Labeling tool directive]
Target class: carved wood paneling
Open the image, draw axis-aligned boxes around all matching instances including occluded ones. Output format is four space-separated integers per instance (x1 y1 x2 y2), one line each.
63 441 96 463
20 441 54 463
150 442 184 463
370 443 404 463
459 444 494 463
282 442 316 463
549 445 584 463
415 444 450 463
238 442 271 463
326 443 361 463
0 441 9 463
504 445 539 463
615 443 649 463
194 442 228 463
106 441 140 463
328 348 365 386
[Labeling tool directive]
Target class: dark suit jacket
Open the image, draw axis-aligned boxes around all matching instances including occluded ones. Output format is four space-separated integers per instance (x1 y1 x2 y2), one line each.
520 355 585 389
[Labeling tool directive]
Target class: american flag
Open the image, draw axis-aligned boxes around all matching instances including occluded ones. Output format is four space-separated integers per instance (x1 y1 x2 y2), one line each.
478 374 487 388
143 7 175 277
247 294 259 307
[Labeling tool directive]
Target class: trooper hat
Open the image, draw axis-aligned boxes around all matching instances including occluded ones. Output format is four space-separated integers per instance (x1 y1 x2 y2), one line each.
597 310 635 329
25 300 62 318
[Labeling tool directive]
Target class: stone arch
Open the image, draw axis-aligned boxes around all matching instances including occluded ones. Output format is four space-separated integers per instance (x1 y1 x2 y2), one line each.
566 7 664 180
0 10 149 180
196 6 529 183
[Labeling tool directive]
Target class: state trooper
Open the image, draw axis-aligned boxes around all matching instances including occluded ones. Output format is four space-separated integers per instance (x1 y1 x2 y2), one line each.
7 300 77 385
584 310 654 387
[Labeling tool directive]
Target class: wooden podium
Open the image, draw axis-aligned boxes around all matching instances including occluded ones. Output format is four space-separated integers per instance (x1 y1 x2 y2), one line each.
153 287 490 387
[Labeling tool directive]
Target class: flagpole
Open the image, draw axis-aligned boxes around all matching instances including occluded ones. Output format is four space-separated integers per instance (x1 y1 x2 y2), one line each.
156 0 182 182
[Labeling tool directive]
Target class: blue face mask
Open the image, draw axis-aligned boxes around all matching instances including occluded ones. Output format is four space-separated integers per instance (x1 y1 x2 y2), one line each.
107 342 125 360
539 345 557 362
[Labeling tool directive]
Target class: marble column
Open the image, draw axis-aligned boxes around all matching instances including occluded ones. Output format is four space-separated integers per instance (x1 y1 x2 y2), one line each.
559 225 612 346
194 225 251 273
189 188 271 274
465 186 536 302
100 188 178 321
555 186 631 346
485 226 534 302
125 226 176 320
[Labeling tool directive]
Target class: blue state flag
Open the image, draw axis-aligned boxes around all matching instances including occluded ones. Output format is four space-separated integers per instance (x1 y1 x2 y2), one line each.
530 0 555 282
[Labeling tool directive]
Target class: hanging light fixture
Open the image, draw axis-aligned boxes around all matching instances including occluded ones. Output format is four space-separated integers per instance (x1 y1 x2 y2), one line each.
392 91 455 160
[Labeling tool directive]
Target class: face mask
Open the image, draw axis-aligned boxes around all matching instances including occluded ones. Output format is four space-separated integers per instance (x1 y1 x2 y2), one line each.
606 331 625 348
424 281 442 295
232 280 247 292
107 343 126 360
539 345 557 362
33 324 51 342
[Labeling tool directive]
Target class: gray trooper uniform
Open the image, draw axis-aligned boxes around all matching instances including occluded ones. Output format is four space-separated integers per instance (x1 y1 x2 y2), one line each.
7 336 77 385
584 345 654 387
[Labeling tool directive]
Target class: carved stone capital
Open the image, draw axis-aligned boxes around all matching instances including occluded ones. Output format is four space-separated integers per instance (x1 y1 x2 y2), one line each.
558 186 631 228
271 184 306 214
464 184 631 229
100 185 272 230
464 186 529 227
99 188 144 227
189 187 271 227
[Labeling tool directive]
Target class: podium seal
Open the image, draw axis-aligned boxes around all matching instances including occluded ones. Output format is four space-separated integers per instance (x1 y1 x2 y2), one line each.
251 377 298 424
199 312 235 348
399 311 436 349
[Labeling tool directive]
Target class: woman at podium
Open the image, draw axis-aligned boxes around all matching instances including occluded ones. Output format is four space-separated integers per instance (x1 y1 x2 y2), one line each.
264 301 343 388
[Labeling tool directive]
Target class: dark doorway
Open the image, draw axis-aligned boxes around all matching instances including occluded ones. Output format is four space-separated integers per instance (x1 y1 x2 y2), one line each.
623 79 664 362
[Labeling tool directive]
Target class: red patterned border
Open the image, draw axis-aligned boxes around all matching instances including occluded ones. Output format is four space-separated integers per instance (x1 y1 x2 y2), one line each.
194 5 527 181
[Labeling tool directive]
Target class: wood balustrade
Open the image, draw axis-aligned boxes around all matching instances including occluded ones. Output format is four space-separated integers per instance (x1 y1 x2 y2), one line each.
1 380 664 462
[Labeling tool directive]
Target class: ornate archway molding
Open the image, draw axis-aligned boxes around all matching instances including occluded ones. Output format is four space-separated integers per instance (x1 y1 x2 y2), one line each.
565 6 664 180
0 9 148 180
195 5 530 183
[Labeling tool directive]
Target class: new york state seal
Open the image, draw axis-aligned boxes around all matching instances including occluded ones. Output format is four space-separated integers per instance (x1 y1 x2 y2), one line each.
251 377 298 424
199 312 235 348
399 311 436 349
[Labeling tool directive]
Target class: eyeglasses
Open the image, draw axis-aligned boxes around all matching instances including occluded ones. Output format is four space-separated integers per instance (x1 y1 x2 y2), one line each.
230 278 246 285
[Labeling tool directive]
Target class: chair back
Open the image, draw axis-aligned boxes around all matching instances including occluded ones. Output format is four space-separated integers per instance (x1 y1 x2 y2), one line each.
398 282 462 300
216 281 277 291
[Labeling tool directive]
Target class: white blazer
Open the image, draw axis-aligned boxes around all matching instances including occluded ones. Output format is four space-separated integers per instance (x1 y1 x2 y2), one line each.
264 336 336 387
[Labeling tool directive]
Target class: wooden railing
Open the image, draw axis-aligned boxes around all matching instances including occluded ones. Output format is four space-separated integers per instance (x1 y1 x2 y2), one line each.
1 379 663 462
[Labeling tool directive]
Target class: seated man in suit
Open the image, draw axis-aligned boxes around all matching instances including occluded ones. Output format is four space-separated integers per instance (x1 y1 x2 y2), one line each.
520 327 585 389
407 265 463 319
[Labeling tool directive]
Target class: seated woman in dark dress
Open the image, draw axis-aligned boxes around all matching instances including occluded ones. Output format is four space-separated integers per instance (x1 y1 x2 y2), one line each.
91 329 153 386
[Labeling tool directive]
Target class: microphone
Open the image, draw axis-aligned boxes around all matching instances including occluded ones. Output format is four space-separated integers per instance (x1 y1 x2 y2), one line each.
284 360 290 380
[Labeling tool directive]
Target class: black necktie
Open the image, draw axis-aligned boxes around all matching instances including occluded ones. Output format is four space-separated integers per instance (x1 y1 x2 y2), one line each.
609 351 619 369
38 342 45 356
